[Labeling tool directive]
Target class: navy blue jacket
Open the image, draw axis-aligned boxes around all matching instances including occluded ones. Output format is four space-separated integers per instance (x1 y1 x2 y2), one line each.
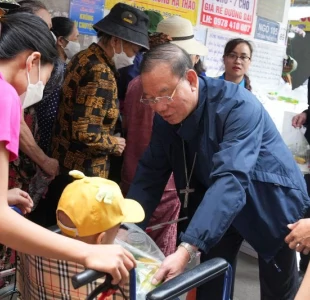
127 76 310 261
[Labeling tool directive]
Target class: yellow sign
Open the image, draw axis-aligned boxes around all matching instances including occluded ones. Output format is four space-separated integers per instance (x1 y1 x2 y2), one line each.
290 18 310 31
105 0 199 25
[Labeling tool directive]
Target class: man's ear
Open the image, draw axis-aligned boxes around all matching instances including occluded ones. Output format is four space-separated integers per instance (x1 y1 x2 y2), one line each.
186 69 198 92
25 51 41 73
97 231 107 244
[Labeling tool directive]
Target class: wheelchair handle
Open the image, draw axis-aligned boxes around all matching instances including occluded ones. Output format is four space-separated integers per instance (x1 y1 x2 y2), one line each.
71 269 107 289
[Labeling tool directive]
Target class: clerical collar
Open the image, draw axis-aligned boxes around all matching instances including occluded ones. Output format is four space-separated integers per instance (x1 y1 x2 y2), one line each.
177 77 207 141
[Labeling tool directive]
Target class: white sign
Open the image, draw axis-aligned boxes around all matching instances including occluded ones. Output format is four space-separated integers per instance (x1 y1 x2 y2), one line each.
205 28 286 87
249 41 286 87
256 0 285 23
204 29 238 77
200 0 256 35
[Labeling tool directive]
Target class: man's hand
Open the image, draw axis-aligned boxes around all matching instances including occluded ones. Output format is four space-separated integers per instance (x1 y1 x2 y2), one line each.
285 219 310 254
83 244 136 285
292 112 307 128
114 137 126 156
151 246 190 285
7 188 33 214
40 157 59 179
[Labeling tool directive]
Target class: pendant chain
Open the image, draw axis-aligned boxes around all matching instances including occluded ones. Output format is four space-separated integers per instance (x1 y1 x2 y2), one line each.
182 140 197 188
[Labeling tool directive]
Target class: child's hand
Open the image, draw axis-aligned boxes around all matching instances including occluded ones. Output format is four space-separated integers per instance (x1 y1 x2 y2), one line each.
8 188 33 214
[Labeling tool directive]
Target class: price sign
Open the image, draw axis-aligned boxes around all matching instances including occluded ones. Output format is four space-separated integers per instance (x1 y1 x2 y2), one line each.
200 0 256 35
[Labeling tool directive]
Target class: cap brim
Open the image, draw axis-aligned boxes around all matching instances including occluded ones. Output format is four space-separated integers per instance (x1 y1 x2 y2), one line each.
122 199 145 223
93 19 150 50
171 39 208 56
0 2 19 8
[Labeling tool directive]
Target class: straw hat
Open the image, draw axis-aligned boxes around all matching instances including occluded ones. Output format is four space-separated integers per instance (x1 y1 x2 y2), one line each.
156 16 208 56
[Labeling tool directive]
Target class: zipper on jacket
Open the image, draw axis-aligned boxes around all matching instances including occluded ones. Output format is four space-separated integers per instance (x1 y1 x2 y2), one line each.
272 259 282 272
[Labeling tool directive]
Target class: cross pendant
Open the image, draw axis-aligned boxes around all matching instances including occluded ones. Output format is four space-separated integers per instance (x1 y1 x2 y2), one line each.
180 186 195 208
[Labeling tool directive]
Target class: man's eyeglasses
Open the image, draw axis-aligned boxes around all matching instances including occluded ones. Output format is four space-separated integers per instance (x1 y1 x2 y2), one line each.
226 53 251 62
140 77 183 105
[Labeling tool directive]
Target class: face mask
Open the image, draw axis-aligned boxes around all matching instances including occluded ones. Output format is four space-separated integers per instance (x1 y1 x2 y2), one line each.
20 59 45 109
112 40 135 69
63 40 81 59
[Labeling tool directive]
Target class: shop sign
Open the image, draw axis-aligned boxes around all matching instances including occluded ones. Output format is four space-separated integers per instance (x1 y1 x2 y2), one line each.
200 0 256 35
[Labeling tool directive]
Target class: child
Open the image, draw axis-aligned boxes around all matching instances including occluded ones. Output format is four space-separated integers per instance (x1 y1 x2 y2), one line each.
18 170 145 299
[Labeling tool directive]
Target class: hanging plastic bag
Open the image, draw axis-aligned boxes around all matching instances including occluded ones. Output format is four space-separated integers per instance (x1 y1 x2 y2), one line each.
115 223 165 300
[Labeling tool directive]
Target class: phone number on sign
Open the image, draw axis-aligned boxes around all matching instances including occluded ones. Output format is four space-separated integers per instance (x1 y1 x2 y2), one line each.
214 17 251 33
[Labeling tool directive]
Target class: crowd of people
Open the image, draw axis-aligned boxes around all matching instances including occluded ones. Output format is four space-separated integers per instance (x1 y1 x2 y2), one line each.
1 0 310 299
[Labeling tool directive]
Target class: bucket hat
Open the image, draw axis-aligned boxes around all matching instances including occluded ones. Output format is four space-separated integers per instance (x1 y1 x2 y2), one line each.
144 10 163 33
93 3 149 50
156 16 208 56
0 0 20 9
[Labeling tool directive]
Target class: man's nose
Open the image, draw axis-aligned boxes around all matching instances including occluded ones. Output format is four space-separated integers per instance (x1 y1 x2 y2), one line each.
151 101 168 113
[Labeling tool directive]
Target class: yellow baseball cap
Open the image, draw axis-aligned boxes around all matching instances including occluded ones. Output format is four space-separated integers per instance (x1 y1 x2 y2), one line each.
57 170 145 237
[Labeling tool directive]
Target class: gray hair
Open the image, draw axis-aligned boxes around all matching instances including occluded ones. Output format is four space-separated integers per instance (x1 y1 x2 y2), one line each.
140 43 193 77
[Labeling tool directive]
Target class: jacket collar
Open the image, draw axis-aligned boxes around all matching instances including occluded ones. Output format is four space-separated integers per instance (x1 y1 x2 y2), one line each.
89 43 118 77
177 77 207 141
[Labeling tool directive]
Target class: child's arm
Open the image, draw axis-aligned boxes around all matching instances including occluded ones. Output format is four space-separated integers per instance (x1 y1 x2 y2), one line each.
295 263 310 299
0 143 135 285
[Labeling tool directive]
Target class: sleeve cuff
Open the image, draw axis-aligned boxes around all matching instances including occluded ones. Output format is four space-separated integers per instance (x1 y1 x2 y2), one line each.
180 232 209 253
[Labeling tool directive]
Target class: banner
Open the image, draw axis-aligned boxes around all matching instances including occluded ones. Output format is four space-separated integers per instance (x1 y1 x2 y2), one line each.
291 18 310 32
69 0 104 36
254 17 279 43
105 0 198 25
200 0 256 35
73 0 105 5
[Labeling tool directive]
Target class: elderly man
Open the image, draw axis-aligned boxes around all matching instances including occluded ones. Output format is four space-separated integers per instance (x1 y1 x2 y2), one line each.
127 43 310 300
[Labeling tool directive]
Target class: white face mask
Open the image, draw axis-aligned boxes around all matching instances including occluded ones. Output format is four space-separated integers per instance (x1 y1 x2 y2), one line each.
20 59 45 109
64 40 81 59
112 40 135 69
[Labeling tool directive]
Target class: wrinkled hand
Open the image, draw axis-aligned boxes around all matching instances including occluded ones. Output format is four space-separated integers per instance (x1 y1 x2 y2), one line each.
151 247 189 285
285 219 310 255
41 157 59 179
292 112 307 128
84 244 136 285
114 137 126 156
7 188 33 214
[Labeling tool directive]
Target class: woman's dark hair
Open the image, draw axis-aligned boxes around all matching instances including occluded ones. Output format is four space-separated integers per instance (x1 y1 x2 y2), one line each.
51 17 75 38
194 59 206 76
97 31 113 45
223 38 253 92
0 13 63 91
8 0 46 14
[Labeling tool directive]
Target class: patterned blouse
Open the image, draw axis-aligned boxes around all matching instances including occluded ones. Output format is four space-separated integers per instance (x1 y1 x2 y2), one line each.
52 43 120 178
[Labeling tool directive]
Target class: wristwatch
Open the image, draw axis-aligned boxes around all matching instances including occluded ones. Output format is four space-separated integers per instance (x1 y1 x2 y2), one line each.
178 242 197 263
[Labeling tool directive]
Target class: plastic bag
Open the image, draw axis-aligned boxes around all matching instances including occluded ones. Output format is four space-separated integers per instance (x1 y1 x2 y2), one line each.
115 223 165 300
